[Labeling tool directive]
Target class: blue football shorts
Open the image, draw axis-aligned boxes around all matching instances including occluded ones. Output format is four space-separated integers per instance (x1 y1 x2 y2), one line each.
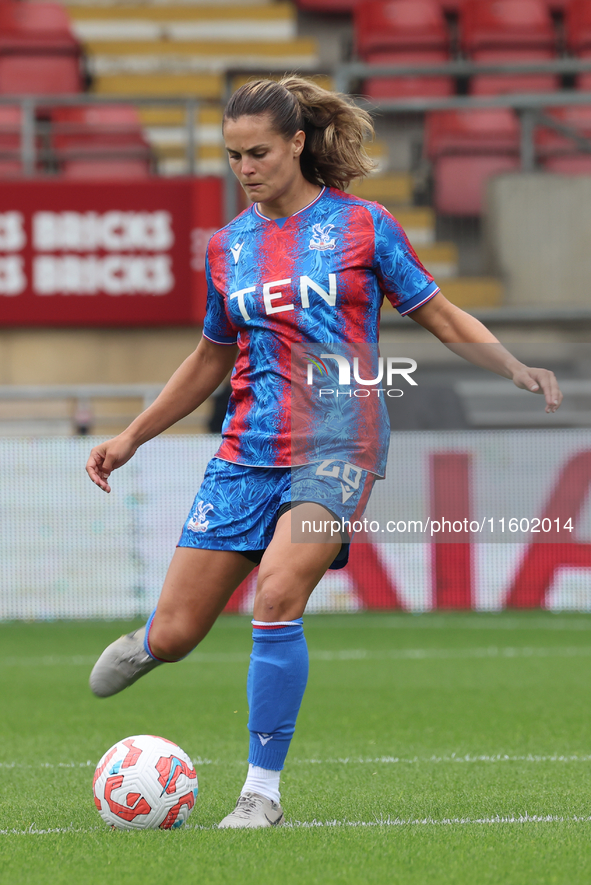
177 457 376 570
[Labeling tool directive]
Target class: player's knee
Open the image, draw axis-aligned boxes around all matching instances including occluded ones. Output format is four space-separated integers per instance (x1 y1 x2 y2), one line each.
148 617 196 661
254 571 301 620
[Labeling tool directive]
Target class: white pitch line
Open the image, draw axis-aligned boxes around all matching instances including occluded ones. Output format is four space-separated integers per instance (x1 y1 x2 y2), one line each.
4 753 591 771
3 646 591 668
3 813 591 836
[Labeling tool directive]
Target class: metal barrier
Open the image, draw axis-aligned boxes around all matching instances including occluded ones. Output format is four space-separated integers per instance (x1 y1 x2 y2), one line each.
0 383 212 436
0 94 208 178
335 59 591 170
1 378 589 436
2 63 591 219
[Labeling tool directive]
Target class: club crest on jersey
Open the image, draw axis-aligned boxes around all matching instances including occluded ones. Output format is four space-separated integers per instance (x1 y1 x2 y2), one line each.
187 501 213 533
309 223 336 251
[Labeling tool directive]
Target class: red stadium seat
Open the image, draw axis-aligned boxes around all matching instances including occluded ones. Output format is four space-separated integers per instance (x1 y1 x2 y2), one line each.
536 105 591 173
425 109 521 215
0 2 79 52
470 48 560 94
461 0 557 52
460 0 558 94
566 0 591 88
61 159 151 179
0 56 81 94
535 105 591 154
363 49 454 98
0 105 23 176
51 105 151 178
438 0 463 11
434 153 520 215
355 0 450 56
51 105 146 146
565 0 591 52
542 154 591 172
0 1 82 94
425 108 520 157
356 1 452 98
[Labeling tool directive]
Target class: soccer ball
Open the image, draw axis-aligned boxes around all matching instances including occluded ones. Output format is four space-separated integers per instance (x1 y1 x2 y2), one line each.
93 734 198 830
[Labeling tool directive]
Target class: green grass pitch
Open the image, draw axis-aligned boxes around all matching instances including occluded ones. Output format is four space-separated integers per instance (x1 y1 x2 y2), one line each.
2 612 591 885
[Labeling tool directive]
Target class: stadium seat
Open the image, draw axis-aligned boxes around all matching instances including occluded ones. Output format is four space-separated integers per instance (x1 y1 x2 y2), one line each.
0 56 82 95
355 0 453 98
461 0 559 95
0 2 77 47
461 0 557 52
61 158 151 179
51 105 151 177
425 108 520 157
434 154 520 215
356 0 450 56
536 105 591 173
425 109 521 215
51 105 146 146
565 0 591 52
542 154 591 172
0 105 23 176
565 0 591 88
469 48 560 94
362 49 454 98
0 2 83 95
535 105 591 154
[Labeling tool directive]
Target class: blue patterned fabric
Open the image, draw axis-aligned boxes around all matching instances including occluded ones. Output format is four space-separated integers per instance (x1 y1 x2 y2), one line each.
202 187 439 470
177 457 376 568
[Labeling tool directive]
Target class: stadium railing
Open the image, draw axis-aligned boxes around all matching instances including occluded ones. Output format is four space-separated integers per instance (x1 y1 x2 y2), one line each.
0 383 208 436
334 58 591 170
0 93 215 178
2 378 590 436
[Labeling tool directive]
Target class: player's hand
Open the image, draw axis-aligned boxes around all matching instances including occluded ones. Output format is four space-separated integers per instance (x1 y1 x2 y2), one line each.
511 366 563 413
86 433 138 493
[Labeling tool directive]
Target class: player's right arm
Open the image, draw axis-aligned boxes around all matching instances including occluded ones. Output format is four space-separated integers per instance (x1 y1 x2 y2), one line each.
86 336 238 493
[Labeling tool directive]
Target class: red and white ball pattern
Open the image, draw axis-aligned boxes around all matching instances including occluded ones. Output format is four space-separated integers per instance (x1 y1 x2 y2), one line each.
93 734 198 830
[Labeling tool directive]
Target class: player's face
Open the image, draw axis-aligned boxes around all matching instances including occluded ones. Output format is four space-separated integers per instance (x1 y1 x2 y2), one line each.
223 113 306 205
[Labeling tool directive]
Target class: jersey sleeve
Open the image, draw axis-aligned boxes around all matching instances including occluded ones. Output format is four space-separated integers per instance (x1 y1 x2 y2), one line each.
202 250 239 345
371 204 440 316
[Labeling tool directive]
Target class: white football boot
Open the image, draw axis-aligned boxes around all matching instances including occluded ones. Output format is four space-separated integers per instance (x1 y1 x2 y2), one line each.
218 792 285 829
89 625 162 697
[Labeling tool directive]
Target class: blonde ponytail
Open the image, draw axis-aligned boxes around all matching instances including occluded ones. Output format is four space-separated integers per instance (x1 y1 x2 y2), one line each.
223 76 376 190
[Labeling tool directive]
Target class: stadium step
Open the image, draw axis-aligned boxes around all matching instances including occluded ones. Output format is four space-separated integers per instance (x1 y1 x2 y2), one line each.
391 207 435 246
68 3 297 41
415 243 459 279
381 277 503 313
84 38 319 75
92 73 223 98
348 174 414 206
441 278 504 310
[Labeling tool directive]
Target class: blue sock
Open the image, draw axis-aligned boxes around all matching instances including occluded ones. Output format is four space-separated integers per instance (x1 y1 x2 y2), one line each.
247 619 309 771
143 608 163 661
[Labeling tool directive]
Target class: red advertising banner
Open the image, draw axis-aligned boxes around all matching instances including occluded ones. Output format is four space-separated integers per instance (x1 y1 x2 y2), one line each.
0 177 223 326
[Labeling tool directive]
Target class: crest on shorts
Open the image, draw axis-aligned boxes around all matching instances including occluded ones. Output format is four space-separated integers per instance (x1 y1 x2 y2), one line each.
187 501 213 533
309 223 336 251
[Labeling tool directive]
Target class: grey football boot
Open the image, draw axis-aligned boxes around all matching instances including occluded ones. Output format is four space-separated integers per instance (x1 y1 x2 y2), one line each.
89 625 162 697
218 792 285 829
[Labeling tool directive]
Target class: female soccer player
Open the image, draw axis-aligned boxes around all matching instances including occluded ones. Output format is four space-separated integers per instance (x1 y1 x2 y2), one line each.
86 76 562 829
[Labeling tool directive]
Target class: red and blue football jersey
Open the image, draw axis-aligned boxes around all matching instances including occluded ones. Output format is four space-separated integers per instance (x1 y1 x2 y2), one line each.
203 186 439 474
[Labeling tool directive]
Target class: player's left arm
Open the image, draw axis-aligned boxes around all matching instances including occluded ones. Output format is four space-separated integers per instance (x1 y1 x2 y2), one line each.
409 292 563 414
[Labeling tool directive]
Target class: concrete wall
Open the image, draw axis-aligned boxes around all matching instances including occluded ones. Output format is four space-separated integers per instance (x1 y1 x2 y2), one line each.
0 328 202 385
486 173 591 308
